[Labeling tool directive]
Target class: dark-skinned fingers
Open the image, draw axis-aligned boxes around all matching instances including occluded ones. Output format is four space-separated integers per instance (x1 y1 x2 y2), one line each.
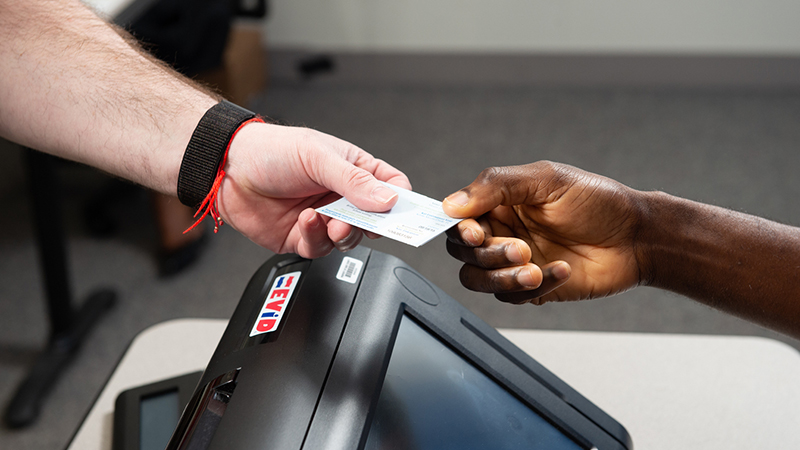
446 218 484 247
476 215 496 238
494 261 572 305
446 237 531 269
494 291 541 305
442 162 575 219
458 263 543 295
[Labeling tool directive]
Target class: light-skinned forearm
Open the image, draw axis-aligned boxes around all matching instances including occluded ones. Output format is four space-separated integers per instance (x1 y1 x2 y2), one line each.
636 191 800 338
0 0 218 194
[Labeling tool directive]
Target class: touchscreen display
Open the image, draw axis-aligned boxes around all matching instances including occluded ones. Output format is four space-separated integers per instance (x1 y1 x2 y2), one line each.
364 316 583 450
140 389 181 450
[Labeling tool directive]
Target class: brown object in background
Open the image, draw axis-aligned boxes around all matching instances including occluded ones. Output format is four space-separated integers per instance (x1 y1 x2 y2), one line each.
152 192 204 252
198 22 268 106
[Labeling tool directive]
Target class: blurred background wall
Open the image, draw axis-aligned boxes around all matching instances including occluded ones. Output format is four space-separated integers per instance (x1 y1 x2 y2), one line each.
265 0 800 54
262 0 800 87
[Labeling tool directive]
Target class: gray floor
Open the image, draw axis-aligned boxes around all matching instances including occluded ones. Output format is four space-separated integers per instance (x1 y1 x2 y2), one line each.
2 83 800 449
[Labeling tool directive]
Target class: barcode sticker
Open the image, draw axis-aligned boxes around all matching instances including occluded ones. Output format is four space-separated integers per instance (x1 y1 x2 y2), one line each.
336 257 363 284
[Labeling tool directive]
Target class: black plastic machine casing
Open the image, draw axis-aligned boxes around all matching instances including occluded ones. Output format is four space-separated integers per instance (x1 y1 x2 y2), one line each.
166 247 633 450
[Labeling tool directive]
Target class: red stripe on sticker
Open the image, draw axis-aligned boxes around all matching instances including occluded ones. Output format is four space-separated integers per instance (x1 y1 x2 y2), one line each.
250 271 302 337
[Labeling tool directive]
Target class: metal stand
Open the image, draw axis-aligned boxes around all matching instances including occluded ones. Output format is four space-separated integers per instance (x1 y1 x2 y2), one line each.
3 150 116 429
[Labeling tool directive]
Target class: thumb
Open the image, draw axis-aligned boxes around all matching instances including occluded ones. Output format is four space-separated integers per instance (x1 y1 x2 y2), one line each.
320 153 400 212
443 162 569 218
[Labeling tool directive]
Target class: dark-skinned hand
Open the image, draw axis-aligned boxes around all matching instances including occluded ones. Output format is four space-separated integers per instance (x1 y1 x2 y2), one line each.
442 161 643 305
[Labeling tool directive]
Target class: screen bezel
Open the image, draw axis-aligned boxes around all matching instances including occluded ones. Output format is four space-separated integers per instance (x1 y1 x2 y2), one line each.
112 371 202 450
364 310 589 449
386 309 590 447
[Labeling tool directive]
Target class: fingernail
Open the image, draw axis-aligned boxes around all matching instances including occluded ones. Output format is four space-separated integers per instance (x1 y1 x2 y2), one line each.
505 242 525 264
551 262 571 280
445 191 470 207
517 267 540 288
469 229 480 246
305 212 318 225
371 185 397 204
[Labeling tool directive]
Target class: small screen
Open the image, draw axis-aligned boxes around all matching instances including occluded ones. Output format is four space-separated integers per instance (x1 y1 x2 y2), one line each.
140 389 181 450
365 316 584 450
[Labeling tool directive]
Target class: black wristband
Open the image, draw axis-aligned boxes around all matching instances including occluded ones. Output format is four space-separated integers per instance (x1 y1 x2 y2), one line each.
177 101 258 208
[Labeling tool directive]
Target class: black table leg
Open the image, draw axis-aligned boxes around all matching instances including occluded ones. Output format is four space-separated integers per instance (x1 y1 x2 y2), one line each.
3 149 116 429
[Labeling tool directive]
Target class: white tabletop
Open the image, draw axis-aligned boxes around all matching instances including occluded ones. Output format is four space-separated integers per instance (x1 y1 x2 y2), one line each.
503 329 800 449
67 319 800 450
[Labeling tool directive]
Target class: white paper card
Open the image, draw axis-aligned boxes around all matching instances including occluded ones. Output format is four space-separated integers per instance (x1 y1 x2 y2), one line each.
316 182 461 247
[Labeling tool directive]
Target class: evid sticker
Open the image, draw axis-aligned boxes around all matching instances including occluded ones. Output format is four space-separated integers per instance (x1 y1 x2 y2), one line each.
336 257 363 284
250 271 301 337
